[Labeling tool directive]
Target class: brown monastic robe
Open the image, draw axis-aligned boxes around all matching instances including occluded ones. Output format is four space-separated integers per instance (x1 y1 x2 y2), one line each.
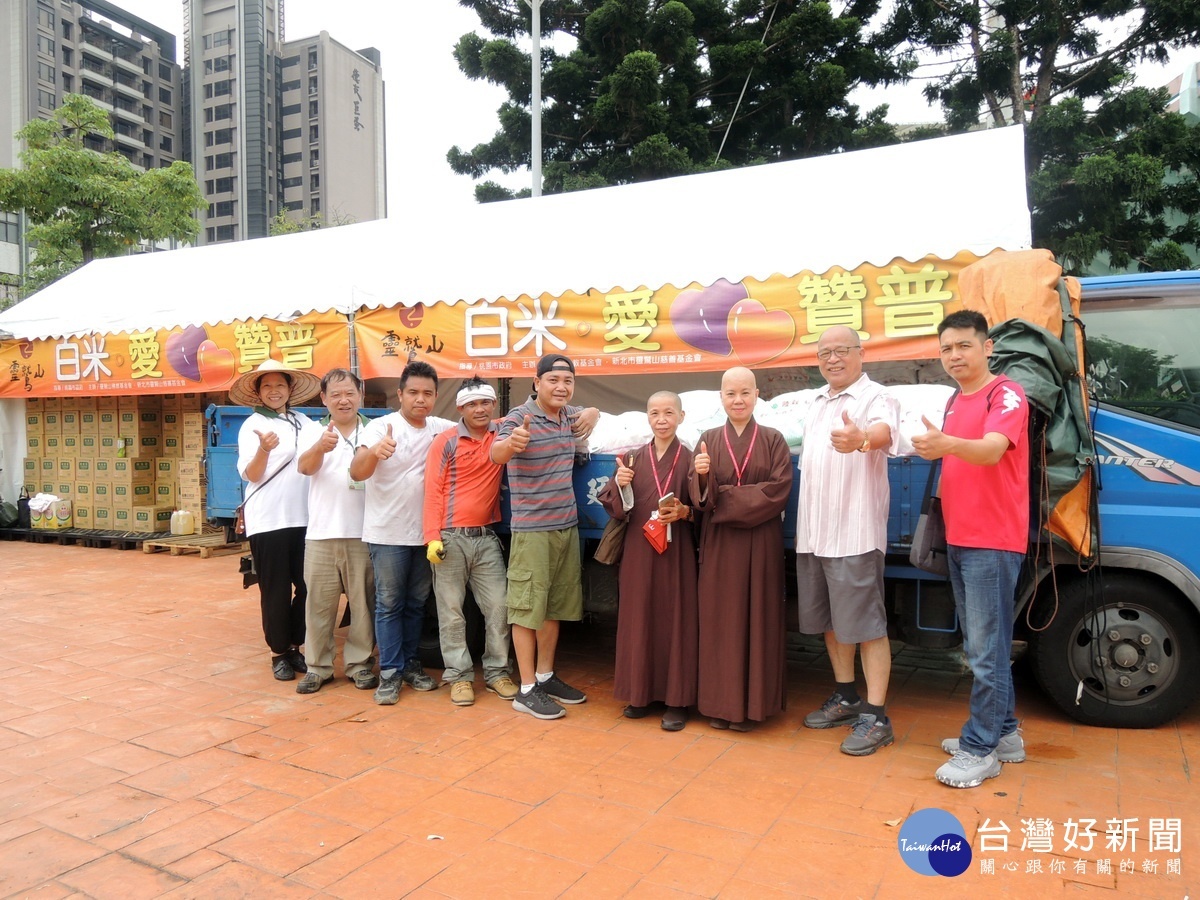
689 419 792 723
599 438 699 708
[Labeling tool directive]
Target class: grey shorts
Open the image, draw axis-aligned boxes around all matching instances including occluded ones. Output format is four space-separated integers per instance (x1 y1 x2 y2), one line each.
796 550 887 644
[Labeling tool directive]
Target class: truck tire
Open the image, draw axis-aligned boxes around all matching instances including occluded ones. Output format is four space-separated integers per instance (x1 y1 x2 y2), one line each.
1029 574 1200 728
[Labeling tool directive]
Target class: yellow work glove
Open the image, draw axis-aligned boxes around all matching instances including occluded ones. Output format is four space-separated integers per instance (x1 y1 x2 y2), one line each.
426 540 446 565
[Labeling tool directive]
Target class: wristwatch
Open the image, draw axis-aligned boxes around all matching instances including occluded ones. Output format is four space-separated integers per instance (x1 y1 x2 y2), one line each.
857 436 871 453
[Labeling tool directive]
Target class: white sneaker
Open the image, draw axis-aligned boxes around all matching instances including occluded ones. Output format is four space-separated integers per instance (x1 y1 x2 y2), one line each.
935 749 1001 788
941 730 1025 763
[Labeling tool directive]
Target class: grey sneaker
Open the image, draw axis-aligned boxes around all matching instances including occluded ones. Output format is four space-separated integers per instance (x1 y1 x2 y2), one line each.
295 672 332 695
539 673 586 705
935 749 1002 788
374 674 402 706
350 670 379 690
512 685 566 720
840 714 894 756
401 661 437 692
803 692 862 729
942 730 1025 763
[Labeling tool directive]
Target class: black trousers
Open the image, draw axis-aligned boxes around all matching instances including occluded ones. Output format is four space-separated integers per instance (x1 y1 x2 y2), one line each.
249 526 307 654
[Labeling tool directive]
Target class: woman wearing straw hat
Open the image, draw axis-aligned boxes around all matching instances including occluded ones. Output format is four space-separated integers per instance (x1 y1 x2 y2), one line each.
231 359 321 681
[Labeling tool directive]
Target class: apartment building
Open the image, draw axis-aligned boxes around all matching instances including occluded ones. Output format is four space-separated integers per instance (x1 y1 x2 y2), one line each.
1165 62 1199 123
0 0 181 297
184 0 385 245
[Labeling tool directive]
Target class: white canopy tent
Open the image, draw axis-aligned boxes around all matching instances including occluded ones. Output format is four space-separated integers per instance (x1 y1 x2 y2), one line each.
0 126 1029 340
0 126 1031 500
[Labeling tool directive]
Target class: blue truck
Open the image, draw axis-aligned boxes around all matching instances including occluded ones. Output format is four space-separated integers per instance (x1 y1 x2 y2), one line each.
204 271 1200 729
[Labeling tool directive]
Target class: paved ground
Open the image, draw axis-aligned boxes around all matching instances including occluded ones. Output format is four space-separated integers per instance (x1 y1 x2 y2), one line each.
0 540 1196 899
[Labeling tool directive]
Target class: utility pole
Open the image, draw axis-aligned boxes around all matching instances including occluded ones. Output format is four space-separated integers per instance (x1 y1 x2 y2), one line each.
529 0 542 197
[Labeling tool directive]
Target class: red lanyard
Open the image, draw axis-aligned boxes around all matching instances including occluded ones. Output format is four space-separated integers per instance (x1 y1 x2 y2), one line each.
648 441 682 498
722 422 759 486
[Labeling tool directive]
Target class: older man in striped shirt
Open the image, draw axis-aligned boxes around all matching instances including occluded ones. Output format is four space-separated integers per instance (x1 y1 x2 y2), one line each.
796 325 901 756
490 354 599 720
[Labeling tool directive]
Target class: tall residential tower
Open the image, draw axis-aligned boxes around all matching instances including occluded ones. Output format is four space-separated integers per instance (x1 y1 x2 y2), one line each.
1 0 181 297
184 0 385 244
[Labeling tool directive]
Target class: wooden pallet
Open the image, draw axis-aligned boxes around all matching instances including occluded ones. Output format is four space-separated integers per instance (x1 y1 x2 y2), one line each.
5 527 154 550
142 529 247 558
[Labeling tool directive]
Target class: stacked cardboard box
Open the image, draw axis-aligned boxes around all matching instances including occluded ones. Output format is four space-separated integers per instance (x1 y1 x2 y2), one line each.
26 393 209 534
176 458 206 524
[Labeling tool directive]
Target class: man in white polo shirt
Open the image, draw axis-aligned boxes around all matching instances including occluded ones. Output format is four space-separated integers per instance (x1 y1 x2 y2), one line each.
294 368 378 694
796 325 900 756
350 360 454 706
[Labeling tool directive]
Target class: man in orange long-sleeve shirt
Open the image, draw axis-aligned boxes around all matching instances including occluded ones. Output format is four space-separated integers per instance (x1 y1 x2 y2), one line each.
423 377 517 706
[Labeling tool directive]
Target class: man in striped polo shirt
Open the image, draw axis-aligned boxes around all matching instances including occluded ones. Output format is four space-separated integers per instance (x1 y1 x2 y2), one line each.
490 354 599 719
423 377 518 707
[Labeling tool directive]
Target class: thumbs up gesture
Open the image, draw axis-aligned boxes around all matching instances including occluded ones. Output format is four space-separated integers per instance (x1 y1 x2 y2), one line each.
317 422 338 453
373 422 397 461
615 452 635 487
509 414 532 453
911 414 947 460
830 409 864 454
693 440 710 476
254 428 279 453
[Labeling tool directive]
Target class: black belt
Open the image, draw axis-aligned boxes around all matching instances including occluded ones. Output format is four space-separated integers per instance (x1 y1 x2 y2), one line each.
443 526 494 537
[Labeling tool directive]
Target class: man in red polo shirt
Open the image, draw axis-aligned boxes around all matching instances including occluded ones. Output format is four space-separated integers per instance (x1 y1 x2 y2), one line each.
913 310 1030 789
424 377 518 706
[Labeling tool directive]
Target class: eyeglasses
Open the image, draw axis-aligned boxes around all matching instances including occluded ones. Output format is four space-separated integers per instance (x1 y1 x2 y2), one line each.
816 345 861 361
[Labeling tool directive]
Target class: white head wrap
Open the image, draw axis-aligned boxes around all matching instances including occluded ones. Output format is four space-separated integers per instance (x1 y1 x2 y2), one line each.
456 383 497 406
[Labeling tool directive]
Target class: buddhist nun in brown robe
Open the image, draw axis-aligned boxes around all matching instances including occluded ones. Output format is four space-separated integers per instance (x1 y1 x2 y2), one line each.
599 391 699 732
689 367 793 732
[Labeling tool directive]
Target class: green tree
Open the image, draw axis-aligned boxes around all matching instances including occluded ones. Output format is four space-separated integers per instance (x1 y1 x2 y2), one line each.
449 0 908 201
268 207 358 236
0 94 204 295
883 0 1200 273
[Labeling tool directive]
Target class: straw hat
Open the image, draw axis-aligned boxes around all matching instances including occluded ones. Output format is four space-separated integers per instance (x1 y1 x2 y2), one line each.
228 359 321 408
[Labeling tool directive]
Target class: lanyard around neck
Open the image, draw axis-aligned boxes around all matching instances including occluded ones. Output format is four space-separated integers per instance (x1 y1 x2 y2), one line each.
723 422 759 486
648 441 682 498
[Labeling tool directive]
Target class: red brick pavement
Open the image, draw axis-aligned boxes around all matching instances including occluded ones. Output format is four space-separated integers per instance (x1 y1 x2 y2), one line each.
0 540 1196 898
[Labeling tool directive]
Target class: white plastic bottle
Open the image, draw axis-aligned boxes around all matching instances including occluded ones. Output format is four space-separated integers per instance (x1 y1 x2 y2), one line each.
170 509 196 536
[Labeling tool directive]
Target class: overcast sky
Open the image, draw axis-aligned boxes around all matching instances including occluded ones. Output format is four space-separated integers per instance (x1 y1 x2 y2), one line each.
113 1 1195 215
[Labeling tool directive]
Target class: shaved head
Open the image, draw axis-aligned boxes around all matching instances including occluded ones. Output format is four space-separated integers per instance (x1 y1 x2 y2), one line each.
721 367 756 391
720 367 759 426
647 390 682 412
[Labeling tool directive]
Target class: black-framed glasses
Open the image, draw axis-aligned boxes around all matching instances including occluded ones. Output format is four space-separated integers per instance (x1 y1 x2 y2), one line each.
816 345 861 361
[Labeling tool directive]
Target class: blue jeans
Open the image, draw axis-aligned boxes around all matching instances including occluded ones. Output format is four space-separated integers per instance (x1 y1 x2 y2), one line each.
947 545 1024 757
368 543 432 675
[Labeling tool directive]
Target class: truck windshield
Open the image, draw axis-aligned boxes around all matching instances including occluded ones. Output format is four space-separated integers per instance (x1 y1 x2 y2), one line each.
1082 290 1200 428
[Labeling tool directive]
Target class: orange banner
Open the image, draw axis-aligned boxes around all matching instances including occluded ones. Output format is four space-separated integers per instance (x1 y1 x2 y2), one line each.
356 253 983 380
1 313 348 398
